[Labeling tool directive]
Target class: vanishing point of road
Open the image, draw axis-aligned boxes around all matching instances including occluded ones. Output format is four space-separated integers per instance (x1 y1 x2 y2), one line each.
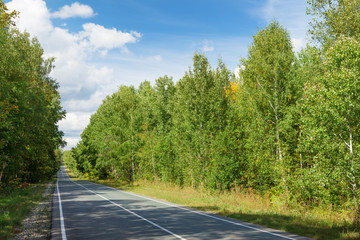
52 166 312 240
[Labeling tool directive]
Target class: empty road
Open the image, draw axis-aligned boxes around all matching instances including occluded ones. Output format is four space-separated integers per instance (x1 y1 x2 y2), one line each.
52 166 311 240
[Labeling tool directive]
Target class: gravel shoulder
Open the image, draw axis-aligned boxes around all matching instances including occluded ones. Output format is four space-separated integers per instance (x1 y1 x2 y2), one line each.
10 181 55 240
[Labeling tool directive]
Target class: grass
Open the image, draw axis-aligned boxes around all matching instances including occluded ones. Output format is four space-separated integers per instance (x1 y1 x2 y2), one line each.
0 181 52 239
66 168 360 240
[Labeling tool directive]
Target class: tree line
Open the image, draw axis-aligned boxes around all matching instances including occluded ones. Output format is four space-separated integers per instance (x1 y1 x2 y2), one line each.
66 0 360 222
0 1 65 187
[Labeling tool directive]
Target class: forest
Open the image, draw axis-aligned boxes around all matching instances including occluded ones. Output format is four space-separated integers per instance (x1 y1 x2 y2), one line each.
64 0 360 223
63 0 360 224
0 2 65 186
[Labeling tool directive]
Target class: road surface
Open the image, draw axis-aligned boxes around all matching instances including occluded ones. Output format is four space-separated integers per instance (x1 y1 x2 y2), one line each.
52 166 312 240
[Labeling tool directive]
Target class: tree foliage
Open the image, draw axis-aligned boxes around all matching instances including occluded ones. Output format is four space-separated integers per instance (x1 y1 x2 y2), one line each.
0 1 65 186
307 0 360 48
298 36 360 222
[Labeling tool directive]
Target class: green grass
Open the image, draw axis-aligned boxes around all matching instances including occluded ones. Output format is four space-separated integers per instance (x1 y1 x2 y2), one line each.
66 168 360 240
0 182 52 239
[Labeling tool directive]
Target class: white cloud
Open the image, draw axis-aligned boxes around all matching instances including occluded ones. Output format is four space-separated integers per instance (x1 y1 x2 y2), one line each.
202 40 214 52
78 23 141 55
234 65 245 78
291 38 305 52
7 0 52 37
6 0 143 150
58 112 92 132
63 137 81 150
52 2 95 19
63 89 110 112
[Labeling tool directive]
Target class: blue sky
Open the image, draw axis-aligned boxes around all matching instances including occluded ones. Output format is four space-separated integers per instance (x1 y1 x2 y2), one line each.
5 0 311 149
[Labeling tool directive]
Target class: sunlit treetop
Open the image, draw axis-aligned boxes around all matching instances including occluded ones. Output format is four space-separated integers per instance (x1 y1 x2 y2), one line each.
0 0 18 28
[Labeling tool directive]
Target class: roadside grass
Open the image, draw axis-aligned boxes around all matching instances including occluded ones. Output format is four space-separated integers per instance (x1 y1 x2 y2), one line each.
0 182 51 239
65 168 359 240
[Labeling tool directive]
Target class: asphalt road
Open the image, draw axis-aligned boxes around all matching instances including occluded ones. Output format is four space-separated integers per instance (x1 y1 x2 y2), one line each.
52 166 312 240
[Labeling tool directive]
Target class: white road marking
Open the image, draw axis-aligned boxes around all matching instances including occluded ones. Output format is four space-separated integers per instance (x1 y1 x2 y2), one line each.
88 181 299 240
61 168 299 240
57 171 67 240
63 175 187 240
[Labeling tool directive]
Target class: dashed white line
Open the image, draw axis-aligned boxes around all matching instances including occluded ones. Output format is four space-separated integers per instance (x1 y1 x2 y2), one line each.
87 181 298 240
70 179 187 240
60 168 299 240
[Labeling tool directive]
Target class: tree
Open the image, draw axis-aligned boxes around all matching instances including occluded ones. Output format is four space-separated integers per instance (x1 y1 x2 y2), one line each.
0 0 18 28
152 76 176 182
0 25 65 184
239 21 296 192
137 81 157 180
307 0 360 48
299 36 360 223
172 53 232 188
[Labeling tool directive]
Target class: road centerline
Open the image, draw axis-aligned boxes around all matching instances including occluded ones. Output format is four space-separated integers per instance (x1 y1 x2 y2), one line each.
56 167 309 240
66 177 187 240
87 181 297 240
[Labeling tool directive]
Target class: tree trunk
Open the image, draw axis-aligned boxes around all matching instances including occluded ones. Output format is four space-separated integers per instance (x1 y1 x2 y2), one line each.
131 134 135 182
299 128 303 169
152 149 156 180
0 161 6 183
348 128 359 224
274 75 288 203
130 113 135 182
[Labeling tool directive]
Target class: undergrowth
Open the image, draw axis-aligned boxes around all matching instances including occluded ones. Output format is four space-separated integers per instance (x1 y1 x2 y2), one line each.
0 182 50 239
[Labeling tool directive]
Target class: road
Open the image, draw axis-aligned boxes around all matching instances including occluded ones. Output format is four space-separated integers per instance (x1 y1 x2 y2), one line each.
52 166 312 240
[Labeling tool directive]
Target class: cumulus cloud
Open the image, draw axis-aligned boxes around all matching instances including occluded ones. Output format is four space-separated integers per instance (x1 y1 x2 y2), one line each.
58 112 92 132
63 89 110 112
6 0 142 149
7 0 52 37
52 2 96 19
63 137 81 149
78 23 141 55
58 111 93 149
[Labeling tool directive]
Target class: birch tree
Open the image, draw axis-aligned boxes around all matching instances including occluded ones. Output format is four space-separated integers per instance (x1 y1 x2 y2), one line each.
300 36 360 223
240 21 296 191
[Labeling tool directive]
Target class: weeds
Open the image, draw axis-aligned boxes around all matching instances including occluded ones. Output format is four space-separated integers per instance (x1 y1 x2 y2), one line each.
0 182 49 239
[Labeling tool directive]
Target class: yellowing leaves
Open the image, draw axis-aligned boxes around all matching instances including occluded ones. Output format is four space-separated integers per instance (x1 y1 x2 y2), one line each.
225 82 239 100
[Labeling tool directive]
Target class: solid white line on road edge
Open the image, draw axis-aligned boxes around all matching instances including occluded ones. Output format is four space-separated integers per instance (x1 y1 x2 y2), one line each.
88 181 298 240
61 168 298 240
57 171 67 240
71 180 187 240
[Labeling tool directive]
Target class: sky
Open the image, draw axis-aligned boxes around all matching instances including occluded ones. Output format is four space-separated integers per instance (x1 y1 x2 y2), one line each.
5 0 311 150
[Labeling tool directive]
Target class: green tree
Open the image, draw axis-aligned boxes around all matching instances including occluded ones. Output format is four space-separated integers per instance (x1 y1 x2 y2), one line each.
239 21 296 192
307 0 360 48
172 53 232 189
0 26 65 184
152 76 176 182
0 0 18 27
299 36 360 223
137 80 158 180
